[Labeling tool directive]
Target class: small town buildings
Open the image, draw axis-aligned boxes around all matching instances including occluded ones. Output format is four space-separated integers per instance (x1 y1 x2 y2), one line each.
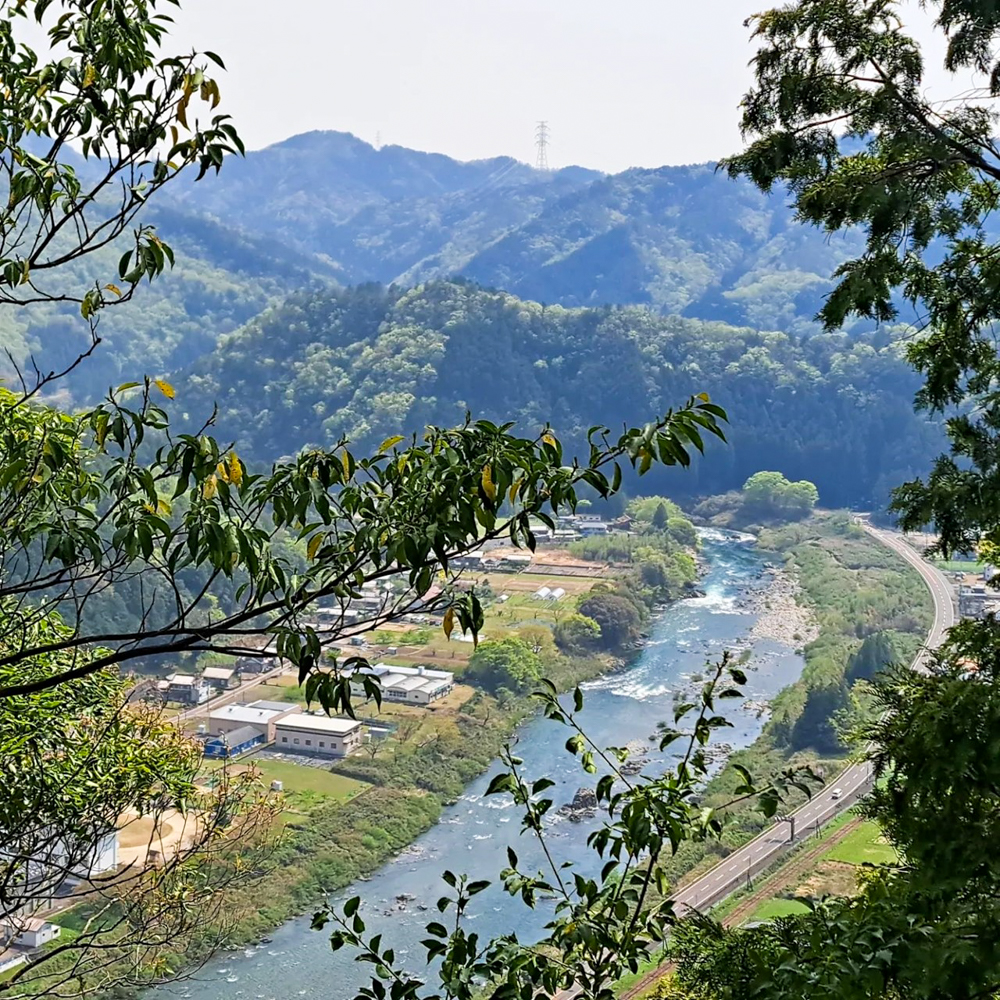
453 551 485 570
165 674 211 705
235 656 274 675
577 521 609 537
207 701 297 741
273 713 364 758
552 529 581 544
345 663 454 705
959 585 993 619
202 724 264 759
0 917 60 949
202 665 237 688
500 553 532 570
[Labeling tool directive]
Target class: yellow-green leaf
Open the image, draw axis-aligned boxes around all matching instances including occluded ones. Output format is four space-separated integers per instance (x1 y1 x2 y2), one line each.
509 476 524 504
202 474 218 499
442 607 455 641
340 449 351 480
216 460 229 483
153 378 175 400
307 533 323 561
104 283 122 298
481 465 496 502
82 64 96 87
542 432 556 448
378 434 405 454
228 451 243 486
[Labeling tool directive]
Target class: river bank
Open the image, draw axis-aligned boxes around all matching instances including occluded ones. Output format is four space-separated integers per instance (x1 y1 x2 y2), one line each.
743 564 819 648
153 531 807 1000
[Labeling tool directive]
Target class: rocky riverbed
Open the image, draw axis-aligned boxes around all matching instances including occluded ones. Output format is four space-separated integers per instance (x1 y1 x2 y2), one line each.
743 566 818 648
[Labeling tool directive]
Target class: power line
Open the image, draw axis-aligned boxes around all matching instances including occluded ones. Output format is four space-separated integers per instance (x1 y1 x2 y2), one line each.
534 121 550 171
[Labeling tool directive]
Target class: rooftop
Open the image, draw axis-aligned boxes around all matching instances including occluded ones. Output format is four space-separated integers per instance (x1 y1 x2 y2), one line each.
210 724 260 747
167 674 197 686
202 666 234 680
276 713 361 735
209 704 282 724
248 700 294 713
369 662 453 682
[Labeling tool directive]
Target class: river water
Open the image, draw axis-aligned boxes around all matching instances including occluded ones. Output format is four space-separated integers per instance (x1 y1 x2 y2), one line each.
162 532 805 1000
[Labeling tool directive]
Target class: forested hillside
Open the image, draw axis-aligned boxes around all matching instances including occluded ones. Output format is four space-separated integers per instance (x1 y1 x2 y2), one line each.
0 131 900 403
185 280 942 508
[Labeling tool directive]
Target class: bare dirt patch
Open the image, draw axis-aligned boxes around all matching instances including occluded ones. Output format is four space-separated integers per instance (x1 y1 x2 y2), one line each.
794 860 859 898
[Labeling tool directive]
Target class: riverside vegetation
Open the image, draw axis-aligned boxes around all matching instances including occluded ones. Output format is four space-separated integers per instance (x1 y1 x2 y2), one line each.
69 497 707 985
164 504 929 976
650 510 933 891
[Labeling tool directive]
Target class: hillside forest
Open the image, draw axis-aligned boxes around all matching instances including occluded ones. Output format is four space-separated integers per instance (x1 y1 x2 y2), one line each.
0 131 950 513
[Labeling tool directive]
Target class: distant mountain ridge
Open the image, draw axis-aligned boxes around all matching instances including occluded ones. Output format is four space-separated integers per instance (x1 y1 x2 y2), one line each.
1 130 890 403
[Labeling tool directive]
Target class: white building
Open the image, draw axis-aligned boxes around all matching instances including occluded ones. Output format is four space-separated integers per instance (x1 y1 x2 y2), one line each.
207 702 297 741
165 674 210 705
346 663 454 706
273 713 363 758
1 917 60 949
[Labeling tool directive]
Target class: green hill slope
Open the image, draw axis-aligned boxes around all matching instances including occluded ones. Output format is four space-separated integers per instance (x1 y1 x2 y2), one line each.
185 280 941 509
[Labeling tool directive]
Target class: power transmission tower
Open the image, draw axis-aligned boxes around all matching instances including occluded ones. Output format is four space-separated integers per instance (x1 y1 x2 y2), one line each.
374 131 382 150
534 121 550 171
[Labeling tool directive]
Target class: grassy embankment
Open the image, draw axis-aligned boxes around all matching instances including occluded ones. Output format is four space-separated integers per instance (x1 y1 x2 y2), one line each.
653 511 932 892
39 516 702 994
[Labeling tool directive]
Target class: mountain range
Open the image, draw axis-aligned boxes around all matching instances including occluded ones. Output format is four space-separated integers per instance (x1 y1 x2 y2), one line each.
0 130 941 507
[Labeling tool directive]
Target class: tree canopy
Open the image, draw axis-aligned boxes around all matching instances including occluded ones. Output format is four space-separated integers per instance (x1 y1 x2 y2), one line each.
742 471 819 520
466 637 543 694
724 0 1000 558
184 281 939 511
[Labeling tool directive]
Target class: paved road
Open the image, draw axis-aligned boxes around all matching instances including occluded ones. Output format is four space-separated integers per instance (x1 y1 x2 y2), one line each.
554 525 955 997
673 523 955 913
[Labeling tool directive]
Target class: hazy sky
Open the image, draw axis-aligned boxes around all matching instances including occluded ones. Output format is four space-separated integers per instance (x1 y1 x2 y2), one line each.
171 1 951 173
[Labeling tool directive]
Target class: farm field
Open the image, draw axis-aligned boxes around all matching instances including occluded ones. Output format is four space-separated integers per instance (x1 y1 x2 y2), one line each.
822 820 898 866
742 819 896 925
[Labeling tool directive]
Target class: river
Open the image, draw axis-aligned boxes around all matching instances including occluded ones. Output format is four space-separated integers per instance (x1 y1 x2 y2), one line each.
162 531 805 1000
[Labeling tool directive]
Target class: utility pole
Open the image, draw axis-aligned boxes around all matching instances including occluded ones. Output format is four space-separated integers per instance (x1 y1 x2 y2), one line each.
778 814 796 842
534 121 550 171
374 131 382 150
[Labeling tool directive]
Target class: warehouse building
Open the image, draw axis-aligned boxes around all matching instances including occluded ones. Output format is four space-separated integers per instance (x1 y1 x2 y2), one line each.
273 713 363 758
345 663 454 705
207 701 297 741
202 724 264 759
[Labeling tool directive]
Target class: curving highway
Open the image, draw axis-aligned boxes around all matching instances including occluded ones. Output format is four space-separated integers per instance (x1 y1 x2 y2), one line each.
672 522 955 915
554 524 955 998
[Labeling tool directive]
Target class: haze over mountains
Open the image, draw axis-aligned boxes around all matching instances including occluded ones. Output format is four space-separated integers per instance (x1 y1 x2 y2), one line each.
0 130 939 508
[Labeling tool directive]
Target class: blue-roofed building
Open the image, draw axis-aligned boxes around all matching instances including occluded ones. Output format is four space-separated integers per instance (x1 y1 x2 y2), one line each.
202 724 264 759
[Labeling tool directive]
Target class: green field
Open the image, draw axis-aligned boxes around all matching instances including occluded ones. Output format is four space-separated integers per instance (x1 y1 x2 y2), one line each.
822 820 898 866
932 559 984 573
237 757 367 813
748 897 811 922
